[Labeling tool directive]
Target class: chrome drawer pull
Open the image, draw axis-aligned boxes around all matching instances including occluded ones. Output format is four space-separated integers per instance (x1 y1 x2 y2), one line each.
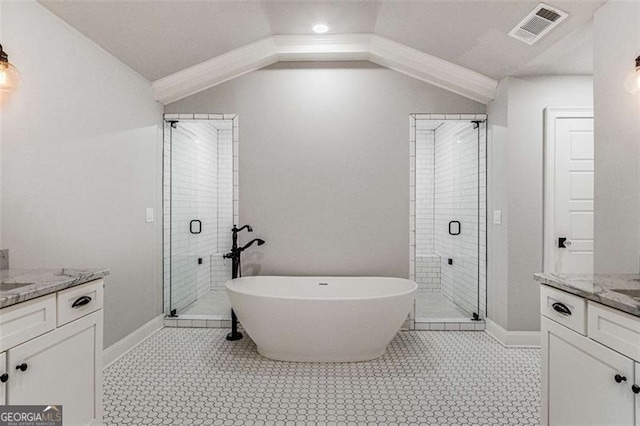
552 302 571 316
71 295 92 308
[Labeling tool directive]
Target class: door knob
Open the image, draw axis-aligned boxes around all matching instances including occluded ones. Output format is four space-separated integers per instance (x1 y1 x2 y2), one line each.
615 374 627 383
632 384 640 394
558 238 572 248
0 373 7 383
15 363 27 372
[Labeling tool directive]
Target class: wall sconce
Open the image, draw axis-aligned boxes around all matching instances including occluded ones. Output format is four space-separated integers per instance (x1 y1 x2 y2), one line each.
624 55 640 94
0 44 20 93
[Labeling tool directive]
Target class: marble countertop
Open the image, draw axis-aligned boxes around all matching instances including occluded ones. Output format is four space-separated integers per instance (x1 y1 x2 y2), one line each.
0 268 109 309
534 272 640 317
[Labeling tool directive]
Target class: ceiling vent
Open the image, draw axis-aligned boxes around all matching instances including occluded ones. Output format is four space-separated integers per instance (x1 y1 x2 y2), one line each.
508 3 568 45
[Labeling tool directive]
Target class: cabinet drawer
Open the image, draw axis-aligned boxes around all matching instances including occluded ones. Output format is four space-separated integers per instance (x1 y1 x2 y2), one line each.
540 285 587 335
57 279 103 327
0 294 56 352
588 301 640 362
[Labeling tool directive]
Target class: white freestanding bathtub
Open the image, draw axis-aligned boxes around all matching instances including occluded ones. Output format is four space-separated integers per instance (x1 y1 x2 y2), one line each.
225 276 417 362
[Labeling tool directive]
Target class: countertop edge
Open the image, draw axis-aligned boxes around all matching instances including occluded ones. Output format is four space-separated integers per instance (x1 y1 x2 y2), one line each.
0 269 110 309
534 272 640 318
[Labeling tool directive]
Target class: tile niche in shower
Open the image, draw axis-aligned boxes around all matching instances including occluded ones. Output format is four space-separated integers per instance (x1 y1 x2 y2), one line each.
163 114 239 320
410 114 487 327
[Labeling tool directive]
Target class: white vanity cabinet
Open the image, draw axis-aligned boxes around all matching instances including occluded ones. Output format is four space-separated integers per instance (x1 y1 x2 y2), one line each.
0 352 6 405
541 284 640 425
0 279 103 425
542 316 635 425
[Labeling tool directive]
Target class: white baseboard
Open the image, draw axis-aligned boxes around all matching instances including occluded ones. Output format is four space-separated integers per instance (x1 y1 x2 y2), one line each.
103 314 164 369
485 318 540 348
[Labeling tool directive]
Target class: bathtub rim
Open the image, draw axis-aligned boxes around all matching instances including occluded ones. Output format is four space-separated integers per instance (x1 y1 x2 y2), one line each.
225 276 418 302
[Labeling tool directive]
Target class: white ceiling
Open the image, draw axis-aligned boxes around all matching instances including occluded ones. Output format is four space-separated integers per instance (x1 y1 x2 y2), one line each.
40 0 605 83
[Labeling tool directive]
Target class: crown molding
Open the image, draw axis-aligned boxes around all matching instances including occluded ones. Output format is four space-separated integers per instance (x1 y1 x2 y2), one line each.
369 35 498 104
152 34 498 105
153 37 279 104
272 34 372 61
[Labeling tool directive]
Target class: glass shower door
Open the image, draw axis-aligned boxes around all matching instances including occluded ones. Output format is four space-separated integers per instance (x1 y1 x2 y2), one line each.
170 122 202 315
413 115 486 322
448 122 481 319
164 117 235 318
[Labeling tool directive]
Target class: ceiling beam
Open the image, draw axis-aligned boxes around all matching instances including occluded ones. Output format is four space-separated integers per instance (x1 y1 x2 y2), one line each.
152 37 279 104
152 34 498 105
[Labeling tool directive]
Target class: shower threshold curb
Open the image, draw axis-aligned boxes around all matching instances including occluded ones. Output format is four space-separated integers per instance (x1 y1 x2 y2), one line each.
164 315 232 328
164 317 485 331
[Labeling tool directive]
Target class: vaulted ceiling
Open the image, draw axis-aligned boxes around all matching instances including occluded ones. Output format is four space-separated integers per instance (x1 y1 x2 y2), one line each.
40 0 604 103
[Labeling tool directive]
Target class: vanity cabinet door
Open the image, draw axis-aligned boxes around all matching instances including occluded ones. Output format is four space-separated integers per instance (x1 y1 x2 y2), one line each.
0 352 6 405
7 310 102 425
634 362 640 425
542 317 634 425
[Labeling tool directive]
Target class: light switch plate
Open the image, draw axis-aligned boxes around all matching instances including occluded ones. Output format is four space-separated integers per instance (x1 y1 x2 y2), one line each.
493 210 502 225
146 208 154 223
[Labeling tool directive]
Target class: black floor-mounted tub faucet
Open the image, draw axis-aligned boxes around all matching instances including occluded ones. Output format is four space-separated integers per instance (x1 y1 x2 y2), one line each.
223 224 265 341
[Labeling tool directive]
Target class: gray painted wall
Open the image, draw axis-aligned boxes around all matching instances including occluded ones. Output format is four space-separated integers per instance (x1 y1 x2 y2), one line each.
1 1 164 348
486 80 509 329
487 75 593 331
167 62 485 278
593 1 640 274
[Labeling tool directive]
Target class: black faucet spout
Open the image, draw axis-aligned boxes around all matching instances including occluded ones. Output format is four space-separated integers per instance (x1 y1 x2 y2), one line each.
235 224 253 233
240 238 266 252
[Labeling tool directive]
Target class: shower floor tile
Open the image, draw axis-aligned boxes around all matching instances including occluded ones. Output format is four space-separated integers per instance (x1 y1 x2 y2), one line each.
180 289 231 317
415 292 470 320
104 328 540 425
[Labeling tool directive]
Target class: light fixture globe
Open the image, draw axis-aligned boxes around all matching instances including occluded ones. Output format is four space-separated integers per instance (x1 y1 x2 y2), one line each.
312 23 329 34
0 44 20 93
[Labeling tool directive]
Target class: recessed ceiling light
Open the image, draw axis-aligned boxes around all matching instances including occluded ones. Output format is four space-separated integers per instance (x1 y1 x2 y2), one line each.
312 23 329 34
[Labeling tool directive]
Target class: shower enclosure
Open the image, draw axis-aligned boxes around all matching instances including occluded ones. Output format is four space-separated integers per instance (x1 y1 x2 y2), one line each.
163 114 238 319
410 114 487 326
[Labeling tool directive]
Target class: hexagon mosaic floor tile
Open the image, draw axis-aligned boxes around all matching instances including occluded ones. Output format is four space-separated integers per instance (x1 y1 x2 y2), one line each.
104 328 540 425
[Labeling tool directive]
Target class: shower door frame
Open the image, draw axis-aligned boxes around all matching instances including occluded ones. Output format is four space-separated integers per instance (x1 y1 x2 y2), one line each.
409 113 488 327
162 113 240 318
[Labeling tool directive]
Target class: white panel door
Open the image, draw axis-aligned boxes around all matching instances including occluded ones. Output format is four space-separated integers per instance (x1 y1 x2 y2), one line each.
553 116 594 273
542 317 634 425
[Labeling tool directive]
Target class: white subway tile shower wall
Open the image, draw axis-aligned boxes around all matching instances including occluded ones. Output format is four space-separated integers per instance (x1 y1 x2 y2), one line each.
163 117 236 316
416 130 435 256
415 255 441 292
211 255 231 290
216 129 234 267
